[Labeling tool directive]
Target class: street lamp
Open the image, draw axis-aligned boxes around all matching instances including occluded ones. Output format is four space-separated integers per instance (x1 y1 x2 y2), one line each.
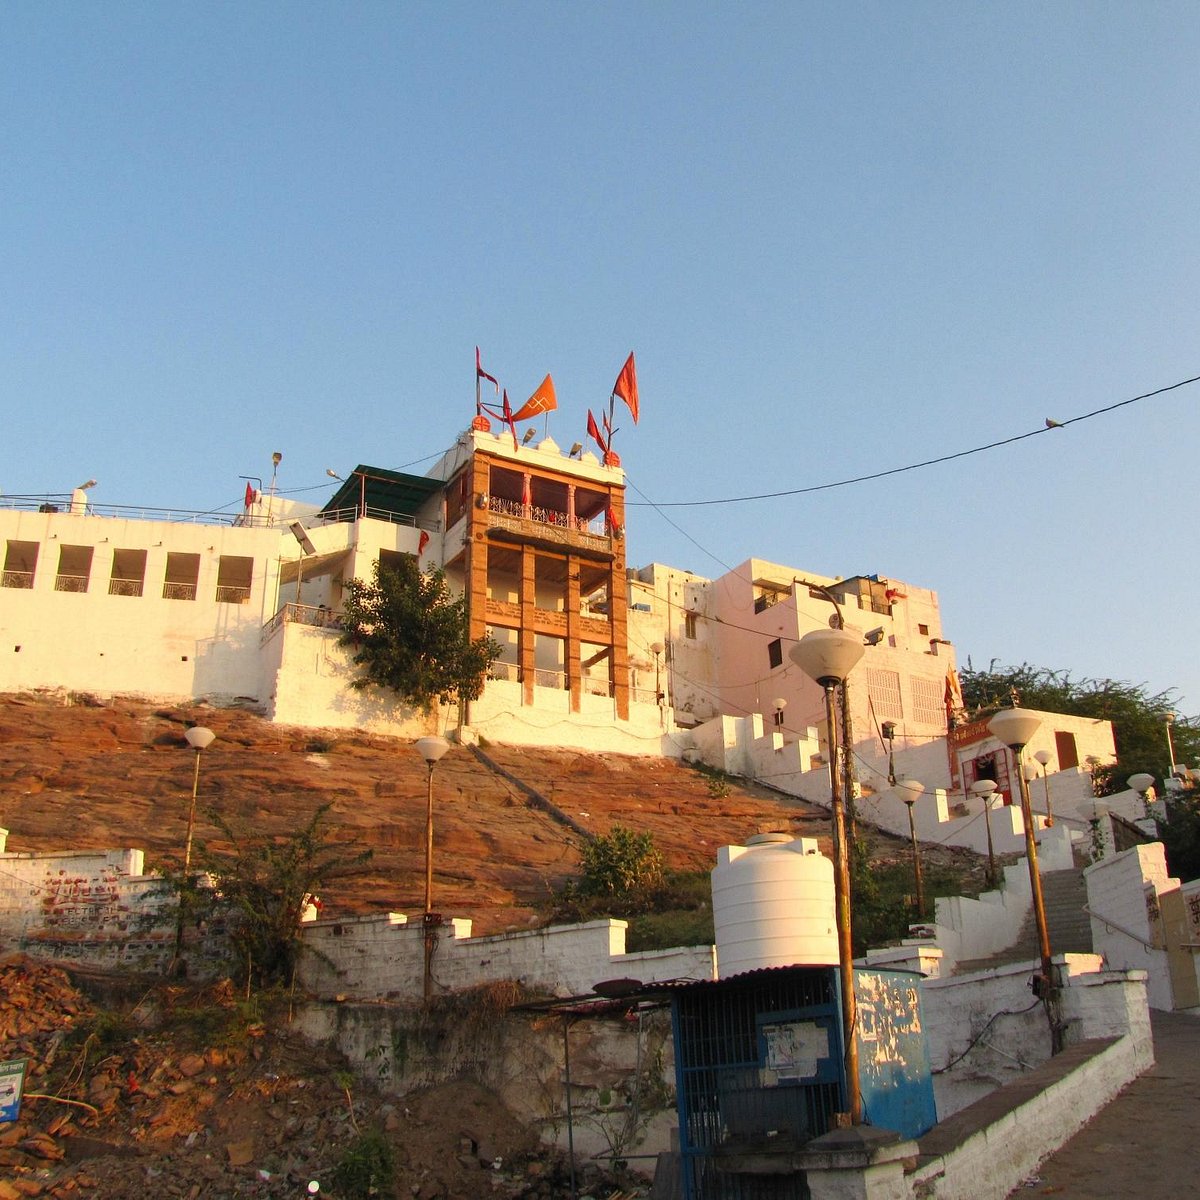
989 706 1062 1053
415 735 450 1000
1128 772 1156 819
789 626 865 1123
175 726 216 973
1033 749 1054 825
881 720 898 785
896 778 926 919
970 779 999 889
1165 713 1177 774
650 642 664 705
182 727 216 872
772 696 787 728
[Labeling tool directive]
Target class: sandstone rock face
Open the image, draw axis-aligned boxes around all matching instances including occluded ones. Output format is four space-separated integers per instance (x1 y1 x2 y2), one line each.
0 692 839 933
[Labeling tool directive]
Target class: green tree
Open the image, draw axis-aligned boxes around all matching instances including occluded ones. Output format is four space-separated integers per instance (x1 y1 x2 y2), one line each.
197 804 372 989
579 825 665 897
338 559 499 712
960 660 1199 795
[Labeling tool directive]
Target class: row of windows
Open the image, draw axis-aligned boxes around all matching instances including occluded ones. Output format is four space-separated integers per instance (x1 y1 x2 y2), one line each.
1 541 254 604
763 638 947 729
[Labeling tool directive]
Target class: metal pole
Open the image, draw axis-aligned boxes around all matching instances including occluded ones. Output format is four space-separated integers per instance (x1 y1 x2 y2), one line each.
905 800 924 919
562 1017 578 1199
823 682 861 1124
1013 746 1062 1053
424 761 435 1002
174 748 203 971
1040 762 1054 826
983 795 998 890
1166 714 1177 773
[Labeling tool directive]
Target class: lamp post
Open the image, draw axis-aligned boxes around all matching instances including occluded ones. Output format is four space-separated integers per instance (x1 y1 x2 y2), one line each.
175 726 216 973
989 706 1062 1053
772 696 788 728
1033 749 1054 825
896 778 926 919
881 720 897 785
182 727 216 872
1165 713 1177 774
1128 772 1156 819
415 735 450 1001
789 627 865 1123
650 642 664 705
970 779 999 889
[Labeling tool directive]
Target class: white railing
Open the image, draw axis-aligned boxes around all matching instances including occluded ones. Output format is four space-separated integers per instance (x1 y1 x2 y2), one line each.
534 668 567 690
488 660 520 683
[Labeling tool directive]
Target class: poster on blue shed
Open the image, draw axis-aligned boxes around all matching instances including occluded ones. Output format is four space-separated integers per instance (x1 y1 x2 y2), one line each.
0 1059 28 1123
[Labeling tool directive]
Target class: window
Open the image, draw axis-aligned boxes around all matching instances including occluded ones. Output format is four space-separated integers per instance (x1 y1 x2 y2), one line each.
767 638 783 669
108 549 147 597
918 623 929 636
867 668 903 720
55 545 94 593
684 612 698 639
1055 731 1079 770
910 676 945 728
2 541 38 589
163 552 200 601
215 555 253 604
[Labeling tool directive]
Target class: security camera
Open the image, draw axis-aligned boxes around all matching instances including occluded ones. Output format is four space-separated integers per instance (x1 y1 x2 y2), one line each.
864 627 886 646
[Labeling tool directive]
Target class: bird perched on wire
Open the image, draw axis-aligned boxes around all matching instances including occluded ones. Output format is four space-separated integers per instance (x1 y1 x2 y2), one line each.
1045 417 1063 429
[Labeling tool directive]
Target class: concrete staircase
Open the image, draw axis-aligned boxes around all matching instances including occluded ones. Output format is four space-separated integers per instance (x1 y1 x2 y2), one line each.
954 867 1092 974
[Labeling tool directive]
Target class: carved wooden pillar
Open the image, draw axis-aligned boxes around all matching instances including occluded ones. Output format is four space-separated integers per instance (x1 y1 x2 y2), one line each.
520 544 536 707
566 554 581 712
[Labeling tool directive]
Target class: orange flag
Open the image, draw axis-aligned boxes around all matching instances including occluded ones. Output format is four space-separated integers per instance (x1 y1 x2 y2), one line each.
612 352 639 424
511 374 557 423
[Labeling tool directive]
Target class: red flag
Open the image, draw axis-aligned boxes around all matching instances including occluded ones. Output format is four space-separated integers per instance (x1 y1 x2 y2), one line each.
244 482 255 508
586 409 607 453
511 374 558 422
418 530 430 556
612 352 639 424
475 346 499 392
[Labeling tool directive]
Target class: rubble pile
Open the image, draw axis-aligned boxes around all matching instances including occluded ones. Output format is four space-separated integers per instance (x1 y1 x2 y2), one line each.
0 957 644 1199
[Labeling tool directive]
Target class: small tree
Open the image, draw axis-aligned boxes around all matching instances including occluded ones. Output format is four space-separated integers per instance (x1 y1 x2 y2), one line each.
338 559 499 712
197 804 372 989
579 825 665 897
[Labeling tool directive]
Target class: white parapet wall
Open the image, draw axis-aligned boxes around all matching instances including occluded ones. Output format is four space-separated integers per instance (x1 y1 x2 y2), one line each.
1085 842 1180 1011
920 953 1146 1120
299 914 717 1001
0 844 184 973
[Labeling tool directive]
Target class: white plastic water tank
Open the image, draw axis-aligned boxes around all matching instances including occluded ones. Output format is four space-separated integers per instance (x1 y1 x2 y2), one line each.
711 833 837 977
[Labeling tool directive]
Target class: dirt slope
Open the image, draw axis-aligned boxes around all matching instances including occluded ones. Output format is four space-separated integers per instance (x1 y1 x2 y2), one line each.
0 692 845 933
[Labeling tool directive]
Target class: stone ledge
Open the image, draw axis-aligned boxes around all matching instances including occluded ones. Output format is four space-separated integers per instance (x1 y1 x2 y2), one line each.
916 1037 1118 1162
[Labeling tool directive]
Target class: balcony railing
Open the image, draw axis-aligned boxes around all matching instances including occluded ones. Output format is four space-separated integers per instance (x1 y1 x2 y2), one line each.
54 575 89 593
1 571 34 589
261 602 343 643
163 582 198 601
215 585 251 604
108 578 144 598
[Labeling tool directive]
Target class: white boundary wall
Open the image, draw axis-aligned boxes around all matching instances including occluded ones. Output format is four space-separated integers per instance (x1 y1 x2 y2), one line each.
299 914 716 1000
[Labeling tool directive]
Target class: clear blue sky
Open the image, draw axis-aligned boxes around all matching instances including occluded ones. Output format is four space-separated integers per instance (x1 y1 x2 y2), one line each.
5 4 1199 718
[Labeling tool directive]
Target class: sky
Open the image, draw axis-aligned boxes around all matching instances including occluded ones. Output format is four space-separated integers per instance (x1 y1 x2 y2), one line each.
4 3 1199 717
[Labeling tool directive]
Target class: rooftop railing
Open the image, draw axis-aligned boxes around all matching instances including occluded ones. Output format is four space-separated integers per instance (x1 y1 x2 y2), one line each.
0 495 440 533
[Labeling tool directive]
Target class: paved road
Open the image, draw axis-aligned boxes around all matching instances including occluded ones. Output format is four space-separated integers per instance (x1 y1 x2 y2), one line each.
1010 1010 1200 1198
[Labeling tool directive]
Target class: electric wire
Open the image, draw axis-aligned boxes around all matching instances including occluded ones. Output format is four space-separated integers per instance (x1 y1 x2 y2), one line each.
625 372 1200 508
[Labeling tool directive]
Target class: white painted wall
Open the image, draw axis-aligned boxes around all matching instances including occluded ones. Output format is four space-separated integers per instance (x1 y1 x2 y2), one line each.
299 915 716 1001
1085 843 1178 1010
